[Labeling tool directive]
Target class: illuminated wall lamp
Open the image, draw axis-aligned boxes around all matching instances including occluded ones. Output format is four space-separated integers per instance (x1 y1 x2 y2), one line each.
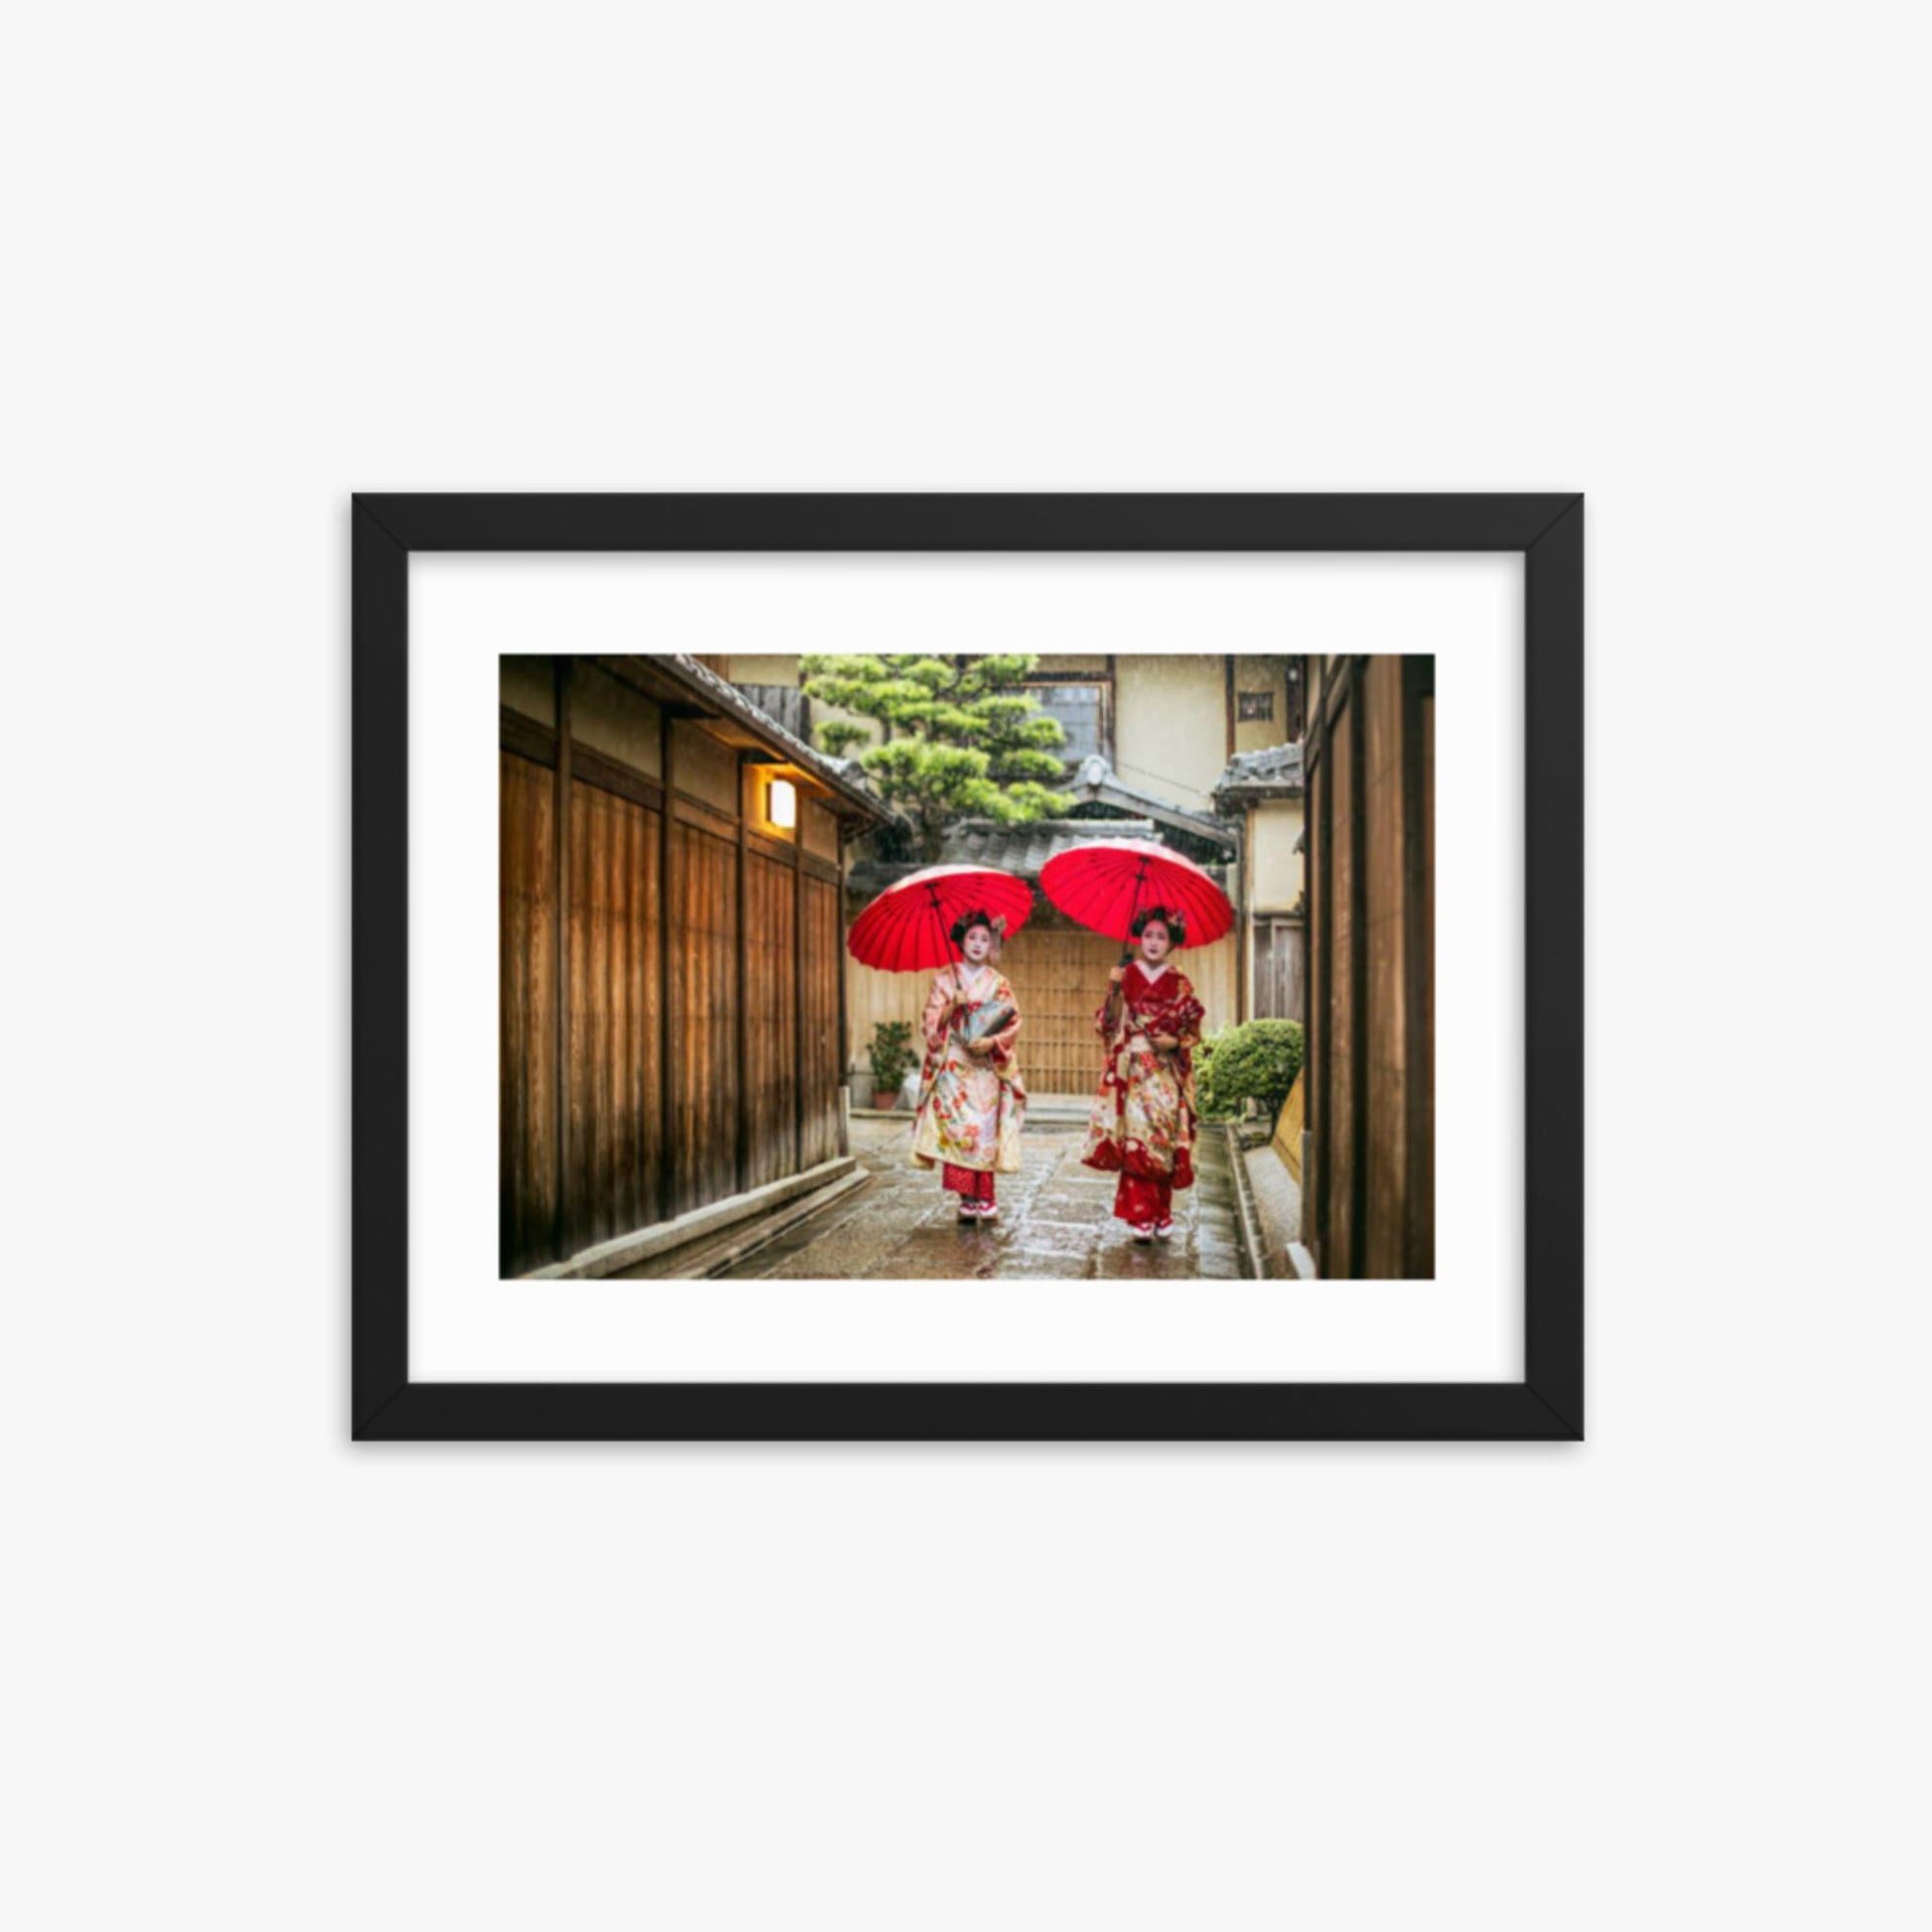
766 776 798 829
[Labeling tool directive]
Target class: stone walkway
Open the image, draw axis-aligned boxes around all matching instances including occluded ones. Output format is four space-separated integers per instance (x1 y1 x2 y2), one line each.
1243 1141 1303 1277
715 1114 1247 1280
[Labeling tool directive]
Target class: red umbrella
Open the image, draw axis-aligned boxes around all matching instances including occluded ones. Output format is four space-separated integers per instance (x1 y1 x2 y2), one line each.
847 865 1035 973
1037 838 1234 948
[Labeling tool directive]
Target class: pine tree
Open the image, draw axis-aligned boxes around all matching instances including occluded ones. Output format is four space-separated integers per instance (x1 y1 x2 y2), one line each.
800 653 1067 862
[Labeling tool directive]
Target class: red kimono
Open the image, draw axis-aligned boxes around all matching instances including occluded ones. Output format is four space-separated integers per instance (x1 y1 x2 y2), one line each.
1079 962 1205 1228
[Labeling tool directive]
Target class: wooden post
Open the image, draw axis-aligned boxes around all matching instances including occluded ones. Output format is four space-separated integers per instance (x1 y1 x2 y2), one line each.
659 711 676 1222
792 810 807 1175
1308 694 1327 1272
552 660 573 1263
736 757 753 1195
835 831 851 1156
1237 804 1252 1024
1307 774 1320 1265
1347 658 1369 1279
1401 655 1434 1279
1224 655 1237 759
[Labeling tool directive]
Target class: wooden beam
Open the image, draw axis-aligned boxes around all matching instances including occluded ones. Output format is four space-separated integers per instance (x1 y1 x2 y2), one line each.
552 660 573 1263
1310 709 1327 1271
1319 656 1354 734
504 710 675 815
1401 655 1434 1279
500 706 557 768
835 843 851 1155
659 710 676 1222
1224 656 1237 758
736 757 754 1197
670 792 740 841
1348 659 1369 1279
572 746 663 813
1238 804 1253 1024
792 822 807 1176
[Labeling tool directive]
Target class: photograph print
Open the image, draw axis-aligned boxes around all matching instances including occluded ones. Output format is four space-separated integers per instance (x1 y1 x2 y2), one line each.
499 647 1433 1287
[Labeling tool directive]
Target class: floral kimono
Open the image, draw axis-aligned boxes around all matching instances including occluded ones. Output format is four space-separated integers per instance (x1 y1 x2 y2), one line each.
910 961 1027 1205
1079 961 1205 1229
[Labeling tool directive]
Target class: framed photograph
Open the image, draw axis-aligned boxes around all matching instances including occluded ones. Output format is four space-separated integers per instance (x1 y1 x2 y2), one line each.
353 493 1582 1441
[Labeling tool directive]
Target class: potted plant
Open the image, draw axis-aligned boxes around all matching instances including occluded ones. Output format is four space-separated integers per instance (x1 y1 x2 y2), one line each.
868 1021 915 1109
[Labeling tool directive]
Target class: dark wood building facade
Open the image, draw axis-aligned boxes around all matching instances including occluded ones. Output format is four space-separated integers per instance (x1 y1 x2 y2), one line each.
498 654 889 1277
1304 654 1435 1280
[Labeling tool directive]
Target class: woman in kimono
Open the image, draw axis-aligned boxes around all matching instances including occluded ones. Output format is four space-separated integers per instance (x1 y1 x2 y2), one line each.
909 908 1028 1220
1079 904 1205 1241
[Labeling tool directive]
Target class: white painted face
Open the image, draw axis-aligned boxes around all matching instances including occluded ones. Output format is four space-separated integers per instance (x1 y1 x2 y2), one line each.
961 923 995 964
1138 919 1173 964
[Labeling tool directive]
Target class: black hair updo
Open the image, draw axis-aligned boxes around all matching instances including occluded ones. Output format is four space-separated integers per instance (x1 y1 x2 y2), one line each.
1130 903 1185 946
949 907 999 947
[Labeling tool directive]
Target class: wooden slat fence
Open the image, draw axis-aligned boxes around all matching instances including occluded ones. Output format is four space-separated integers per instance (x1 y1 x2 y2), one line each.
1305 655 1434 1280
499 693 852 1277
844 914 1239 1099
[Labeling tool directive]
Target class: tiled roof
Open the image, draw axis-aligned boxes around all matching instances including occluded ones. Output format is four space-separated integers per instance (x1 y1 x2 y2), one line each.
658 655 893 823
1062 756 1239 848
1212 741 1305 799
849 818 1240 897
941 817 1159 874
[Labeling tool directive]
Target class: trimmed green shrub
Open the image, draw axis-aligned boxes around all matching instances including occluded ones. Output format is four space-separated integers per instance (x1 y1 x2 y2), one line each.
1196 1019 1306 1122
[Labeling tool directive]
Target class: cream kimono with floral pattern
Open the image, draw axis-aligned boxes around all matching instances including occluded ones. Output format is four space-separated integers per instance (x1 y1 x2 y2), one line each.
909 963 1027 1173
1079 962 1205 1188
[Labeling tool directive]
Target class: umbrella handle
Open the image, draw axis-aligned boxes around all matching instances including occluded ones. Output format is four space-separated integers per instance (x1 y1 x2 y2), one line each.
1104 947 1134 1028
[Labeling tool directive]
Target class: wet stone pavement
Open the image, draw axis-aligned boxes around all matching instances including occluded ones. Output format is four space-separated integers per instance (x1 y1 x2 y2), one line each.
716 1115 1248 1280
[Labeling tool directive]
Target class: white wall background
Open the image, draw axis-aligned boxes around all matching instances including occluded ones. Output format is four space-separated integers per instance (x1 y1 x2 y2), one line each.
7 4 1925 1928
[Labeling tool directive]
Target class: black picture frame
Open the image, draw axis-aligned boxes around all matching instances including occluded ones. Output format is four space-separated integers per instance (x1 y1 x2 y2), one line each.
353 493 1583 1442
